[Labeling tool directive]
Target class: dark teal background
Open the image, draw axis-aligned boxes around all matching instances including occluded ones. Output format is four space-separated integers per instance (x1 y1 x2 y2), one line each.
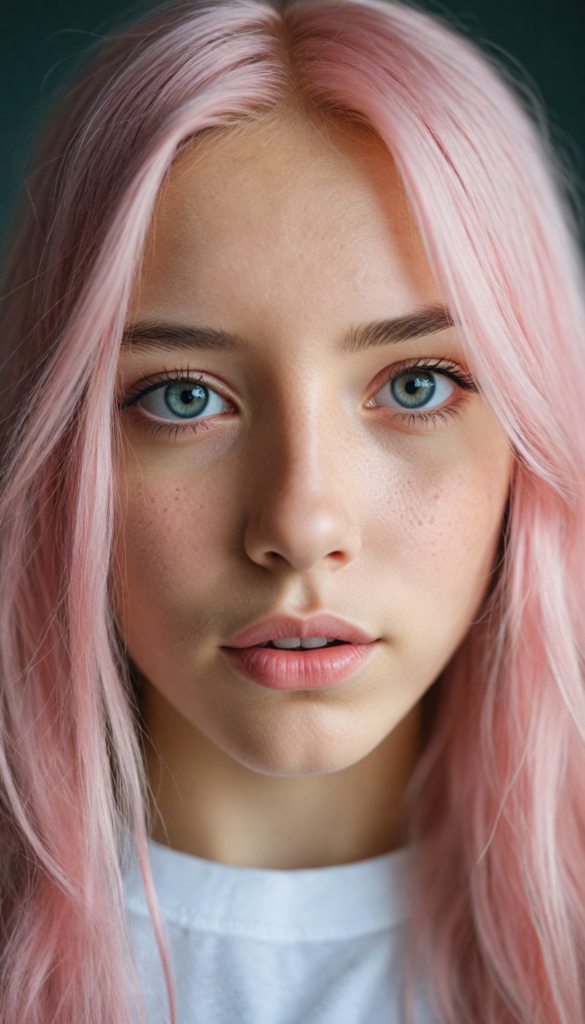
1 0 584 248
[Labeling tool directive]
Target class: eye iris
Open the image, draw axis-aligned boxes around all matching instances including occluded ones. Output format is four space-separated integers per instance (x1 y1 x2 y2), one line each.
164 382 208 418
391 371 435 408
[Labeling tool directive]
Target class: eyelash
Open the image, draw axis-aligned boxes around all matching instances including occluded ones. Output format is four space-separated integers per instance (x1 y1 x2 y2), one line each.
120 367 233 438
120 357 478 437
370 357 477 428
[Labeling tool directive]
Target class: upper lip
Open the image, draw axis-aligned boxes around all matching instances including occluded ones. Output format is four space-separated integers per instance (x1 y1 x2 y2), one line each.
225 614 378 649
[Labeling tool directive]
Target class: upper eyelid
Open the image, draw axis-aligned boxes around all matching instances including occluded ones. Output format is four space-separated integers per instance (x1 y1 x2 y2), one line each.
120 370 231 410
374 357 477 392
119 356 477 411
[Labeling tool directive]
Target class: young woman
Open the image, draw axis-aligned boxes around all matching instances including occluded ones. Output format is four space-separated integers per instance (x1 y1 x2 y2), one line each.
1 0 584 1021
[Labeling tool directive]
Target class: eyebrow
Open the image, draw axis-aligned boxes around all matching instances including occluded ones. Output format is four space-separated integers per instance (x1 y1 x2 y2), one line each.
121 322 242 351
343 304 454 352
122 304 454 353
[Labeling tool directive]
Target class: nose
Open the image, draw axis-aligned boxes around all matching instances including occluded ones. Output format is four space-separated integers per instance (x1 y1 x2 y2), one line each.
243 414 362 574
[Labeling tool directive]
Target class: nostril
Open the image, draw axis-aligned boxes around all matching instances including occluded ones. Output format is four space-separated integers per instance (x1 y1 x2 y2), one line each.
256 547 351 572
244 508 361 573
263 551 285 568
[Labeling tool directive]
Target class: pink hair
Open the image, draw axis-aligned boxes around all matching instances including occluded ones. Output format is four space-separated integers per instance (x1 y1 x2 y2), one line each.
1 1 585 1021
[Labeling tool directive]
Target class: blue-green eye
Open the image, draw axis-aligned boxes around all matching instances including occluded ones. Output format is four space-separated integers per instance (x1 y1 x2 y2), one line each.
374 370 455 410
138 381 227 421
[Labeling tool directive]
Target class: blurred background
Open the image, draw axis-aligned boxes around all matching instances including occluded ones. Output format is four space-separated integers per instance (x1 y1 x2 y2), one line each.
0 0 584 250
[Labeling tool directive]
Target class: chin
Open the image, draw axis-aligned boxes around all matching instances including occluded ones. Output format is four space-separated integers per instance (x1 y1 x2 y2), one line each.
216 707 381 778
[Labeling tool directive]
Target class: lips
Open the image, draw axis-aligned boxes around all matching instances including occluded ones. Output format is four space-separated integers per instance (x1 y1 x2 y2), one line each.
227 614 376 649
222 614 378 691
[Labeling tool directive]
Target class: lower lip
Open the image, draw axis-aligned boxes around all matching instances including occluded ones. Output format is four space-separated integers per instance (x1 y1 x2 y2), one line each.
222 643 377 690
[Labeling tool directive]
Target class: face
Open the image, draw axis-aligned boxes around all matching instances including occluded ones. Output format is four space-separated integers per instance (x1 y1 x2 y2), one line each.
114 113 511 777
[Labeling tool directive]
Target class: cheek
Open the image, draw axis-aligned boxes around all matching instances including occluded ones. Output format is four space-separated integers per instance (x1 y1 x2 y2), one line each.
363 427 510 646
113 456 238 626
400 472 498 577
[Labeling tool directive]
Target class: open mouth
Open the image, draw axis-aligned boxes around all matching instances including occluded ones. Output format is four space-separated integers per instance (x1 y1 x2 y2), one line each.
255 638 350 650
223 614 377 689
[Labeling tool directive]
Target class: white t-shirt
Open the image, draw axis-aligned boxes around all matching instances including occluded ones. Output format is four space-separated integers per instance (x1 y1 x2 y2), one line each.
125 839 435 1024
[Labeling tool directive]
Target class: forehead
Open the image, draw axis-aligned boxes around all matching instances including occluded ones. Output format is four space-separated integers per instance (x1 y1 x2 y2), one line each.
130 112 441 337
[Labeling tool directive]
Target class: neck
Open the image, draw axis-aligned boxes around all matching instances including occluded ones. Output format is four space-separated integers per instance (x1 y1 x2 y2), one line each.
142 681 422 870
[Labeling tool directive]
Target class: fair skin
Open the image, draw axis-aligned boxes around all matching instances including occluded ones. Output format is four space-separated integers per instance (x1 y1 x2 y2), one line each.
114 112 511 869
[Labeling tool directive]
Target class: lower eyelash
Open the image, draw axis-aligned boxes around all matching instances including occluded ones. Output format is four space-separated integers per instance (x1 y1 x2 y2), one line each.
124 359 473 436
394 396 470 429
126 409 214 439
375 358 476 425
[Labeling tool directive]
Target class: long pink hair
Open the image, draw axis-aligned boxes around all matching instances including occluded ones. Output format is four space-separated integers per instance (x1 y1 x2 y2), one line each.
1 1 585 1021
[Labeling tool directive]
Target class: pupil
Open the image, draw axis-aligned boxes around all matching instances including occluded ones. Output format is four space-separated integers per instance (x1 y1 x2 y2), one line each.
165 382 208 418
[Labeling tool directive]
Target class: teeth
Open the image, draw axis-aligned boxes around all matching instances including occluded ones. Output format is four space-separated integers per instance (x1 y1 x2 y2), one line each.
258 637 344 650
269 636 332 649
272 637 302 649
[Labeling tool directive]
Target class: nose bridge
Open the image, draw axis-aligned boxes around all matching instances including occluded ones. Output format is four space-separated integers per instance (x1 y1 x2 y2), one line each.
243 386 361 573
